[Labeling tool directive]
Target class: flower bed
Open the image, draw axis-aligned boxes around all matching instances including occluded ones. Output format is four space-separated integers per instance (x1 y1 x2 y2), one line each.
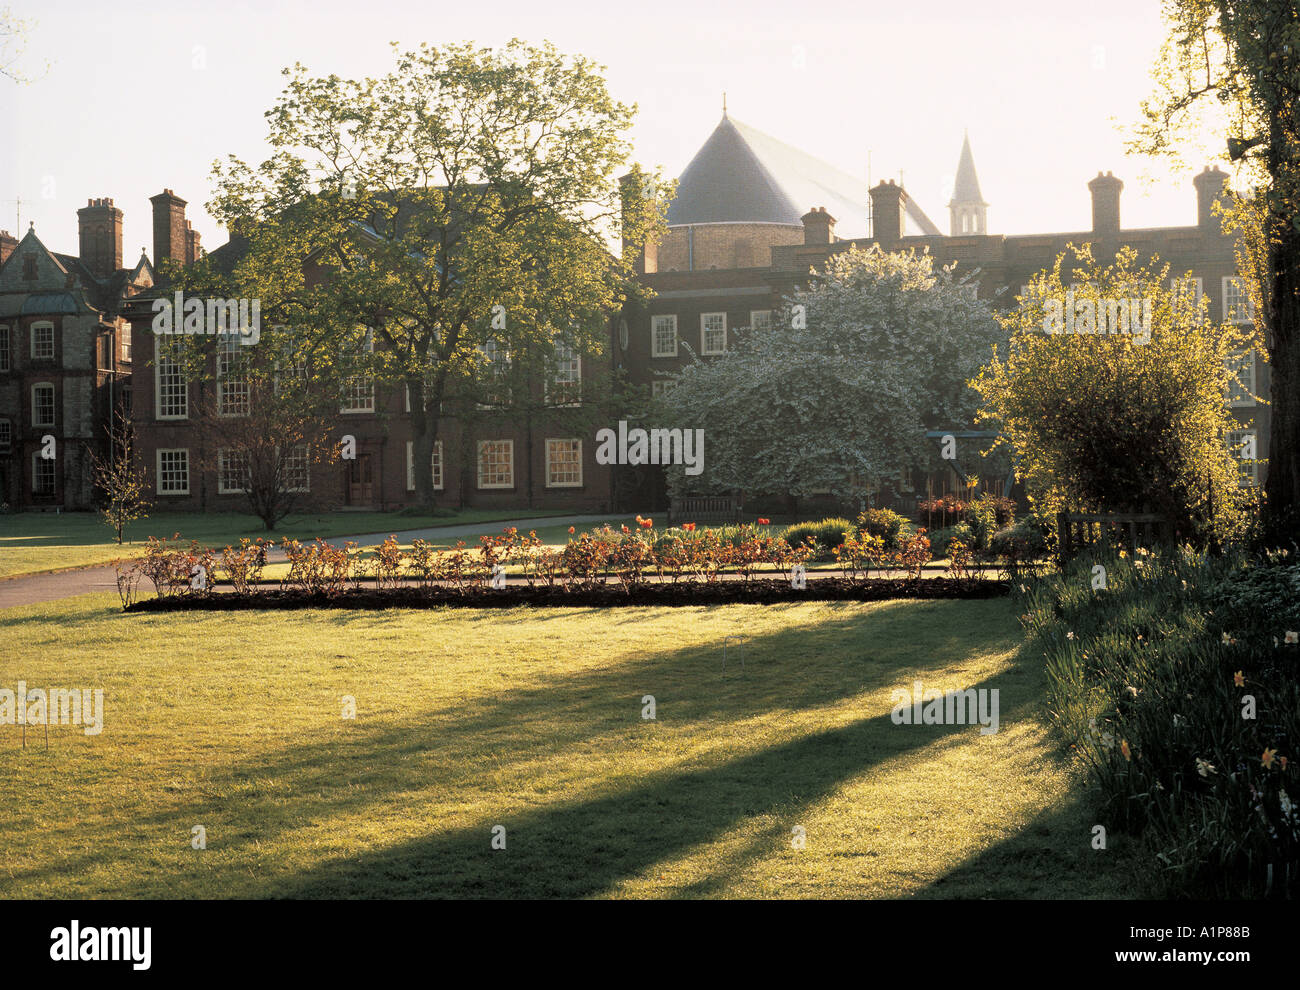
113 521 1021 610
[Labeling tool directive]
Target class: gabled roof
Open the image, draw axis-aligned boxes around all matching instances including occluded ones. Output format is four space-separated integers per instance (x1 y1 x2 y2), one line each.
951 132 986 206
665 114 941 238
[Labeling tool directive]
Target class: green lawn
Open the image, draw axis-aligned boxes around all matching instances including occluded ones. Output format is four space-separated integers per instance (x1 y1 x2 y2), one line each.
0 508 575 580
0 594 1134 898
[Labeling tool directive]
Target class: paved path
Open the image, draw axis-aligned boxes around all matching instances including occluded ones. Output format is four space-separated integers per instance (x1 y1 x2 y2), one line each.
0 513 623 610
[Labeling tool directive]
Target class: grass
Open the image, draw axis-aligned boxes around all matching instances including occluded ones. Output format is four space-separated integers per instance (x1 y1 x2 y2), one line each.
0 508 576 580
0 593 1135 898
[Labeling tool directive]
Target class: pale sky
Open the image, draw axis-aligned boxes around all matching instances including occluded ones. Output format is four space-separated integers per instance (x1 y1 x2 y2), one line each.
0 0 1227 261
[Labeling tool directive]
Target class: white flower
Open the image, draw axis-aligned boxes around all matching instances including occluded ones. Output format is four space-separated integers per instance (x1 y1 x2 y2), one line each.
1067 631 1075 641
1173 714 1185 728
1196 758 1217 778
1125 685 1139 698
1281 789 1294 821
1286 631 1299 645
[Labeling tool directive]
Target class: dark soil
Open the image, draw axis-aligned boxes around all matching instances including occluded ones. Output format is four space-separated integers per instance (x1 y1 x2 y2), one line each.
124 577 1009 612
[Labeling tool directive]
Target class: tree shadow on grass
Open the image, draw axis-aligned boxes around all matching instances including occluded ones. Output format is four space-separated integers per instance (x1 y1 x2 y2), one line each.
5 598 1029 897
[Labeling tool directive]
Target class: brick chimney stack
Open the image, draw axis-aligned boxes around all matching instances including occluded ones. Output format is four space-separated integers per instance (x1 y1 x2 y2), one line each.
1193 166 1230 233
0 229 17 267
185 220 202 263
870 180 906 245
76 198 124 277
801 206 836 245
150 189 190 269
1087 171 1123 235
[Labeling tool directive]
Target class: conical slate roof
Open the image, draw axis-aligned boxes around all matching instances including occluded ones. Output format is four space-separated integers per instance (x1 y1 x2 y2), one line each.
950 132 986 206
666 115 940 239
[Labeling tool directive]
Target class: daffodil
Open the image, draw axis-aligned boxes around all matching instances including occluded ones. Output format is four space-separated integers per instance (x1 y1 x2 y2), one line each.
1120 739 1132 761
1234 670 1245 687
1196 758 1216 777
1262 748 1278 769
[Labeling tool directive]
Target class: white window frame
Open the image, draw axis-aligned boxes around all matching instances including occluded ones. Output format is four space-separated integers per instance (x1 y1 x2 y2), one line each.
156 448 190 495
217 334 251 417
281 444 311 494
700 312 727 355
1226 429 1260 487
340 327 375 414
545 438 583 488
1226 349 1257 408
155 336 188 420
749 310 773 332
0 324 9 371
651 315 678 358
217 448 249 495
477 439 514 490
1171 277 1204 325
31 382 55 428
546 342 582 407
120 326 132 363
30 321 54 360
405 440 445 492
31 451 55 495
0 417 11 449
1222 277 1254 325
651 380 671 399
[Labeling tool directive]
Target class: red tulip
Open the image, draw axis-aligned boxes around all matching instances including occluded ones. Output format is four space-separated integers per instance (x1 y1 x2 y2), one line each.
758 518 770 525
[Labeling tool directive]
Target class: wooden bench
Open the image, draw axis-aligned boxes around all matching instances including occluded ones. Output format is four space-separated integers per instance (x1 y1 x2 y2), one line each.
668 496 743 526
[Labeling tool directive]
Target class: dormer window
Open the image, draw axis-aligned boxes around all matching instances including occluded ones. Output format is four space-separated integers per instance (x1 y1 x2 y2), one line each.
22 254 37 281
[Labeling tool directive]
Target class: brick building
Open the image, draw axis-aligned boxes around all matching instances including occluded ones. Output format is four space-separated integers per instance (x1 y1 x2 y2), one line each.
0 198 156 510
617 114 1264 514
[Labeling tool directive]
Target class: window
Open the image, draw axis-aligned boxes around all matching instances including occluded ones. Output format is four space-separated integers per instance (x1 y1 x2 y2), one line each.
217 449 249 495
1226 350 1257 407
651 380 671 399
1226 429 1260 486
477 338 511 407
282 445 310 493
156 448 190 495
32 452 55 495
700 312 726 355
31 321 54 360
749 310 773 331
31 383 54 427
341 328 375 413
651 315 678 357
1171 277 1204 325
547 342 581 406
1223 277 1254 324
546 439 582 487
120 326 132 363
957 283 979 301
274 354 308 396
405 440 444 491
155 337 188 420
477 440 513 489
0 325 9 371
217 335 250 416
0 418 10 450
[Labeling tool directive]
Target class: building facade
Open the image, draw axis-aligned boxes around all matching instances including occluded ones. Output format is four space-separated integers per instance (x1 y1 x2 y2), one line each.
617 114 1264 514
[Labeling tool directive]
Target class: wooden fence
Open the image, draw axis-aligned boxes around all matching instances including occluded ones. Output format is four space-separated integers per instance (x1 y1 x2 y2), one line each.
668 496 743 526
1056 511 1176 560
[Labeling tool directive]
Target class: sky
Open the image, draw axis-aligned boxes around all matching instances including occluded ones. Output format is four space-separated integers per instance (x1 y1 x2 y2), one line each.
0 0 1227 261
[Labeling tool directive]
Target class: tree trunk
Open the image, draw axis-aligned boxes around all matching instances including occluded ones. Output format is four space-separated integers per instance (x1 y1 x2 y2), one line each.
410 370 448 513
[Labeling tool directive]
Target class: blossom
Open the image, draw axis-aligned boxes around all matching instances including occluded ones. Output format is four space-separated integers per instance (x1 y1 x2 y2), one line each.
639 517 654 529
682 523 696 532
1286 631 1299 645
568 526 575 534
1280 789 1294 820
621 525 630 534
1125 685 1138 698
757 518 770 525
1196 758 1216 777
1233 670 1245 688
1120 739 1132 761
1066 631 1075 641
1262 748 1278 769
1222 632 1236 645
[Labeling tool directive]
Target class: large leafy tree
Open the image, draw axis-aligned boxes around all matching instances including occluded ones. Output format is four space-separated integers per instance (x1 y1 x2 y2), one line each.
1129 0 1300 542
200 39 669 509
972 245 1253 543
658 246 1007 501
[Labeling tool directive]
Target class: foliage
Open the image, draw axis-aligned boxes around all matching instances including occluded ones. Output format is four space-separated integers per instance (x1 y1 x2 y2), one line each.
856 507 914 552
972 244 1255 545
657 246 1007 499
1026 547 1300 896
780 518 855 560
199 39 671 509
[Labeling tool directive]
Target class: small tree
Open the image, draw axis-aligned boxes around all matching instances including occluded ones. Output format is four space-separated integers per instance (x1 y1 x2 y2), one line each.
972 244 1256 544
91 415 150 544
658 245 1007 501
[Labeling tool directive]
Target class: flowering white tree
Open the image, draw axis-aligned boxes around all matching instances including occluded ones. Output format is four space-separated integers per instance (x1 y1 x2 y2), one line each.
658 246 1007 500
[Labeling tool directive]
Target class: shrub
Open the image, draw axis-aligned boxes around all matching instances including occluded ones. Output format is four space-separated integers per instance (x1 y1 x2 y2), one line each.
928 523 974 560
781 518 854 560
856 507 913 551
894 528 932 579
1027 548 1300 897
